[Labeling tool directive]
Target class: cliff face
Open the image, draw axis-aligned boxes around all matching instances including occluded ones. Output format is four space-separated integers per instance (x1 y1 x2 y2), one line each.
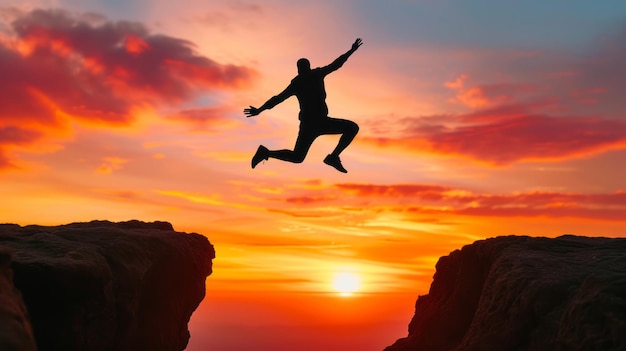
385 235 626 351
0 249 37 351
0 220 214 351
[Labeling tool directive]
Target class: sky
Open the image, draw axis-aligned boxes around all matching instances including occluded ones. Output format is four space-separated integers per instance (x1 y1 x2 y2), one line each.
1 1 626 350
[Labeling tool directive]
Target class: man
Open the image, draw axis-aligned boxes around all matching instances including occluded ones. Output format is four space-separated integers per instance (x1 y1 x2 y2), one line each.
244 38 363 173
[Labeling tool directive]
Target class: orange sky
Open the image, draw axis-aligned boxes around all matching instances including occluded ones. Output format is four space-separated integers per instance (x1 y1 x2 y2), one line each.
1 2 626 350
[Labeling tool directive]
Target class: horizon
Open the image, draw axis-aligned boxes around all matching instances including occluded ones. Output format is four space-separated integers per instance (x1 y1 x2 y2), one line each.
1 1 626 350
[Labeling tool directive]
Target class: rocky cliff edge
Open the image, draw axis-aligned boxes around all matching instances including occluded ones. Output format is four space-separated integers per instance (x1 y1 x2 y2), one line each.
385 235 626 351
0 220 214 351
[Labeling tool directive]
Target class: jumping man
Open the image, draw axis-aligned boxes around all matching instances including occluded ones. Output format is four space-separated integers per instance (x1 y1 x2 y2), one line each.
244 38 363 173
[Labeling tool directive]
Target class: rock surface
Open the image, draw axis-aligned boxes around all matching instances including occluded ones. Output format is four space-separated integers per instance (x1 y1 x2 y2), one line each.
0 249 37 351
0 220 214 351
385 235 626 351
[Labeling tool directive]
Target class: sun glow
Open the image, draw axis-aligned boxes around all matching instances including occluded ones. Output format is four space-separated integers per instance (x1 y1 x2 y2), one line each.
331 271 361 297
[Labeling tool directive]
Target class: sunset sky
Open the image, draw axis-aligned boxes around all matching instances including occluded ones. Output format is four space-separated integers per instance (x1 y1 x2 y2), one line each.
2 1 626 350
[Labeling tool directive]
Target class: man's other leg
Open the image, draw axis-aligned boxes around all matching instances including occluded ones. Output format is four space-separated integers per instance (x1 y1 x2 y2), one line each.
267 126 317 163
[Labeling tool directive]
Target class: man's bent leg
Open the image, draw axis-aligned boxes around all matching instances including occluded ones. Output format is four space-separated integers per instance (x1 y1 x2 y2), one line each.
317 117 359 173
322 118 359 156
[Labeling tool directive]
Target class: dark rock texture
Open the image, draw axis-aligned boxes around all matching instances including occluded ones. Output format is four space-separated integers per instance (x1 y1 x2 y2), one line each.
0 220 214 351
385 235 626 351
0 249 37 351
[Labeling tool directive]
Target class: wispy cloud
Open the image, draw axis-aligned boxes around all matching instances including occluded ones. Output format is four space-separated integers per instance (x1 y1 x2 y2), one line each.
95 156 127 174
259 181 626 222
365 106 626 165
168 106 242 131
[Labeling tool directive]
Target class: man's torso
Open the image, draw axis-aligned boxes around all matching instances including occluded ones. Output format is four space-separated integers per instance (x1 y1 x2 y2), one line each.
290 69 329 121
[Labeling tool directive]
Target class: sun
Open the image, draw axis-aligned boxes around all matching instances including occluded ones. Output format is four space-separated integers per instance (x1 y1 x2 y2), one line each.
331 271 361 297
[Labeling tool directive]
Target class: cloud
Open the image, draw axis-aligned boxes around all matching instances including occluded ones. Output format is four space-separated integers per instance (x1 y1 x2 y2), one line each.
335 183 452 199
406 205 626 222
336 182 626 206
0 8 255 170
330 182 626 221
95 156 128 174
444 74 467 89
285 195 337 204
364 89 626 165
168 107 242 131
0 126 42 169
193 1 263 32
255 181 626 222
366 105 626 165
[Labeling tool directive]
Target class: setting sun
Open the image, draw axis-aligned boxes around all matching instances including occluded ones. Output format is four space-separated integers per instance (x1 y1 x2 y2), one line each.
332 271 361 297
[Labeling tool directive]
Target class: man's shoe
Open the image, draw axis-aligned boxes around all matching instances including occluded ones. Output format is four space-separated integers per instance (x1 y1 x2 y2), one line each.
323 154 347 173
252 145 269 169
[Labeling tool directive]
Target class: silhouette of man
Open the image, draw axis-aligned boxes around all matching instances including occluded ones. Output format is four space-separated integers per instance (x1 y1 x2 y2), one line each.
245 38 363 173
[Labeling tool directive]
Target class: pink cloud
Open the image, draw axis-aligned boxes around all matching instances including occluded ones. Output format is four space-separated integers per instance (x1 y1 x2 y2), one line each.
444 74 468 89
445 74 537 109
335 183 452 199
333 183 626 221
168 107 242 131
0 126 42 169
264 181 626 222
365 101 626 165
285 195 337 204
404 205 626 222
0 8 255 170
431 114 626 165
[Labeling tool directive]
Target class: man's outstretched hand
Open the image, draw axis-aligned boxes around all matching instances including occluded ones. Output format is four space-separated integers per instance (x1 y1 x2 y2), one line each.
244 106 260 117
352 38 363 51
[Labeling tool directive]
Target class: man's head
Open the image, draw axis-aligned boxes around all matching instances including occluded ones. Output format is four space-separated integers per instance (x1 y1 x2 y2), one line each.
297 58 311 74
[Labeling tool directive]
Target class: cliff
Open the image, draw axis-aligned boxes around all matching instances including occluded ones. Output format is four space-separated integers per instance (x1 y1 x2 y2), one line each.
0 248 37 351
0 220 214 351
385 235 626 351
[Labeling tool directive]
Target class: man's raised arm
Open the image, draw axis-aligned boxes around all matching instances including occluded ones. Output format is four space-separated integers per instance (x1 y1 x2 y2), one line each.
244 85 294 117
321 38 363 75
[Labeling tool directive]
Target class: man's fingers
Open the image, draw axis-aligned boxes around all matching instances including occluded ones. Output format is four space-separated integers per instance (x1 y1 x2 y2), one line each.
244 106 258 118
